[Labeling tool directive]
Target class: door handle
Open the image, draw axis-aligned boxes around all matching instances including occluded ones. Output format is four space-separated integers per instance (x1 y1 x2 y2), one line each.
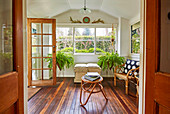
53 46 55 48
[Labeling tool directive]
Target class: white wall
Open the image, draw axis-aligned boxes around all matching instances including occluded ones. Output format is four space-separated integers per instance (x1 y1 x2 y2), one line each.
130 13 140 25
53 9 118 24
23 0 28 113
54 10 119 77
57 54 113 77
117 17 130 58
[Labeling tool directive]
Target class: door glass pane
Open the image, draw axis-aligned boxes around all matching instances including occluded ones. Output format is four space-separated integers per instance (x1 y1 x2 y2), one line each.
43 47 52 57
160 0 170 73
32 47 41 57
0 0 13 75
43 70 53 80
43 35 52 45
32 70 42 80
32 58 42 69
32 23 41 34
32 35 41 45
43 23 52 34
43 58 52 68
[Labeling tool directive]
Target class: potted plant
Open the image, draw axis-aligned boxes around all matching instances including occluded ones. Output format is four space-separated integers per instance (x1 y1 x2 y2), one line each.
97 52 125 72
45 51 74 77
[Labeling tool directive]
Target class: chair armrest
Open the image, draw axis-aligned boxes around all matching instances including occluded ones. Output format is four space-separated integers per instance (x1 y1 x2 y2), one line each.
114 63 125 73
126 67 140 79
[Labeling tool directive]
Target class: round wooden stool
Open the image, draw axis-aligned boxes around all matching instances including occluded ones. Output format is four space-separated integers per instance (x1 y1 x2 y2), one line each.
80 76 108 106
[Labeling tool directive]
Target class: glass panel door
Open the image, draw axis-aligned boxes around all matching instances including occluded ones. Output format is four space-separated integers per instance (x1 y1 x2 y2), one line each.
27 18 56 86
0 0 13 75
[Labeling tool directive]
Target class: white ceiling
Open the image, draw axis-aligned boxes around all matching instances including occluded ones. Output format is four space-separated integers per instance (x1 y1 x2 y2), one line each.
27 0 140 19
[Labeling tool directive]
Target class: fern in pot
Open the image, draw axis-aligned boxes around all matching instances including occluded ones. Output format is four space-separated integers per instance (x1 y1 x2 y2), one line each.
45 51 74 78
97 52 125 72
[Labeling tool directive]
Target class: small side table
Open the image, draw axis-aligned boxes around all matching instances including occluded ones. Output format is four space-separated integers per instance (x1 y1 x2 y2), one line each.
80 75 108 106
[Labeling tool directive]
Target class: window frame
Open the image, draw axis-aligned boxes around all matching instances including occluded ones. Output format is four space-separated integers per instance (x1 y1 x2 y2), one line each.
56 26 117 55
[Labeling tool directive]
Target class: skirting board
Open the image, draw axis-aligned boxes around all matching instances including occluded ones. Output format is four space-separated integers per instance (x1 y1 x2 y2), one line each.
57 75 114 77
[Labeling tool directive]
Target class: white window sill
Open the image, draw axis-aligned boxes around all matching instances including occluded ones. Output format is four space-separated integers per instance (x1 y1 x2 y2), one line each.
74 53 95 56
131 53 140 56
130 53 140 60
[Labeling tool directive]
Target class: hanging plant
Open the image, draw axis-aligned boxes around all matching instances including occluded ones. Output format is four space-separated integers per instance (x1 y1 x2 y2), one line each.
45 51 74 71
97 52 125 72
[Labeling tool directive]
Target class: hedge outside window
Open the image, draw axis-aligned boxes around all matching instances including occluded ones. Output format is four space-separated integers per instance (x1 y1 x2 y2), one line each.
74 28 95 53
96 28 115 54
56 27 116 54
131 22 140 54
56 27 73 53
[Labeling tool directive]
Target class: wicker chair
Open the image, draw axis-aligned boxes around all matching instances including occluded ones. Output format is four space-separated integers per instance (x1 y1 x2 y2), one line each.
114 63 139 95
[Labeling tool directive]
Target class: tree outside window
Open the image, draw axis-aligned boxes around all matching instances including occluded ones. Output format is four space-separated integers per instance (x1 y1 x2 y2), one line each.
131 22 140 54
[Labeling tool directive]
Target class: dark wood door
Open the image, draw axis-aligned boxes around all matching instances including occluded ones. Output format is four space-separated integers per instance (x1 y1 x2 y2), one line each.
0 0 24 113
145 0 170 113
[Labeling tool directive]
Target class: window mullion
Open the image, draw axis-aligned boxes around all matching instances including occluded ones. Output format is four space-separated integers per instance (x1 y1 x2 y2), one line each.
94 28 96 54
73 27 75 54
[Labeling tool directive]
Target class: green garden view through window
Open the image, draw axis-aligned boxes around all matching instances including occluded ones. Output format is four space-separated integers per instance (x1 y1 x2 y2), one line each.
56 27 116 54
131 22 140 54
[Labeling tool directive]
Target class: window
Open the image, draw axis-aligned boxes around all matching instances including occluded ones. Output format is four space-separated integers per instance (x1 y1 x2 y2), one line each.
74 28 95 53
56 27 73 53
56 27 117 54
131 22 140 54
96 28 115 53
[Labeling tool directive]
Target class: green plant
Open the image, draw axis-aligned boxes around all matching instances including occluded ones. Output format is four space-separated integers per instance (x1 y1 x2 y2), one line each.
45 51 74 71
97 52 125 71
60 47 73 52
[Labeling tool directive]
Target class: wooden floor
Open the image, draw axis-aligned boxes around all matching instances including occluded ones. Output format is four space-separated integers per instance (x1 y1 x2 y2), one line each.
28 88 41 100
28 78 137 114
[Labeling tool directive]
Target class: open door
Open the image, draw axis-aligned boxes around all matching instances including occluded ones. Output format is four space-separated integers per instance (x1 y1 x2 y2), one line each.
0 0 24 113
145 0 170 113
27 18 56 86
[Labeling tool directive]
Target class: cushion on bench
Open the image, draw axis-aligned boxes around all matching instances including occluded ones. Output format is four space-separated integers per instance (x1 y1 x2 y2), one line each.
123 59 140 75
74 64 88 72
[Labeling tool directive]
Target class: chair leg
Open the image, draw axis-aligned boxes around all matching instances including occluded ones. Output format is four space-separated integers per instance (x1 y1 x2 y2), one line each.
98 83 108 100
125 80 128 94
114 75 116 86
80 83 97 106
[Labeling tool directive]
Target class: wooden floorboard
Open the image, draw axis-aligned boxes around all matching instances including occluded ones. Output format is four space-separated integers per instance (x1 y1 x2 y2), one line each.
28 88 41 100
28 78 138 114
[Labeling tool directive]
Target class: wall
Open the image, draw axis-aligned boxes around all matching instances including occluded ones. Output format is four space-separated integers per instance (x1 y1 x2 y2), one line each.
117 17 130 58
57 54 113 77
23 0 28 113
53 9 118 24
54 10 118 77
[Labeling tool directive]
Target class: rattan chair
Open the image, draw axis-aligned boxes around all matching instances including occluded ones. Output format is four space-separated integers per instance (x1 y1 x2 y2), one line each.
114 63 139 94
